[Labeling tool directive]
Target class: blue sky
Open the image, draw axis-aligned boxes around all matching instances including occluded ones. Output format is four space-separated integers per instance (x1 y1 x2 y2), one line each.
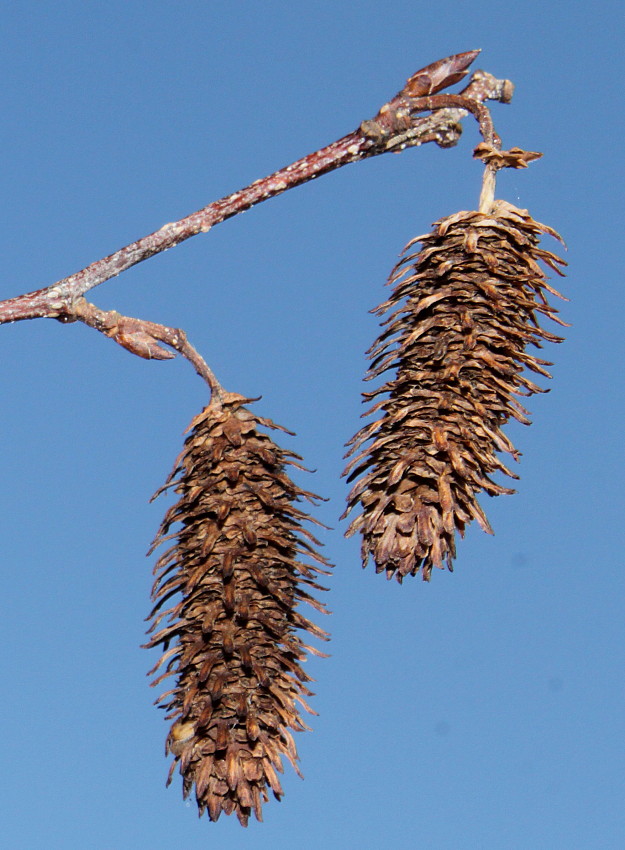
1 2 623 848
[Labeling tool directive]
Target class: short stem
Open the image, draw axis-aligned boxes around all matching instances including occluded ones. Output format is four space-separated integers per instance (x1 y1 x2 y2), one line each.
68 297 225 399
478 164 498 213
174 337 225 403
414 94 499 146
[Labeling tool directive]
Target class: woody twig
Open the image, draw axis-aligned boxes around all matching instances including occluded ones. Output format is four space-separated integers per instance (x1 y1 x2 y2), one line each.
0 50 512 391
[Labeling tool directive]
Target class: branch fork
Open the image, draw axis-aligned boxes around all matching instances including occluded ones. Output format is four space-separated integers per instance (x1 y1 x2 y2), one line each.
63 296 224 399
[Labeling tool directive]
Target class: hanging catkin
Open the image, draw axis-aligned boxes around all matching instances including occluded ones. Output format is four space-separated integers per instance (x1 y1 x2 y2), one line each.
146 393 330 825
343 199 567 581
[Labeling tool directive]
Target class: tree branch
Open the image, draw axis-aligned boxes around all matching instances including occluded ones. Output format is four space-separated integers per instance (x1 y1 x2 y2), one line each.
61 297 225 399
0 52 511 329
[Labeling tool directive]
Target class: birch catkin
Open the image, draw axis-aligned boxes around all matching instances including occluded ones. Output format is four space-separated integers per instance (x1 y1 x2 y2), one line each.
343 200 567 581
146 393 330 825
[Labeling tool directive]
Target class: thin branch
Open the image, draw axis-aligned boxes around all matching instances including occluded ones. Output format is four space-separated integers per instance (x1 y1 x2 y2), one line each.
64 297 225 399
0 52 512 327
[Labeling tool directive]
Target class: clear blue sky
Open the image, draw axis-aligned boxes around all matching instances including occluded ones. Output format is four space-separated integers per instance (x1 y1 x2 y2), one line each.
1 2 623 848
